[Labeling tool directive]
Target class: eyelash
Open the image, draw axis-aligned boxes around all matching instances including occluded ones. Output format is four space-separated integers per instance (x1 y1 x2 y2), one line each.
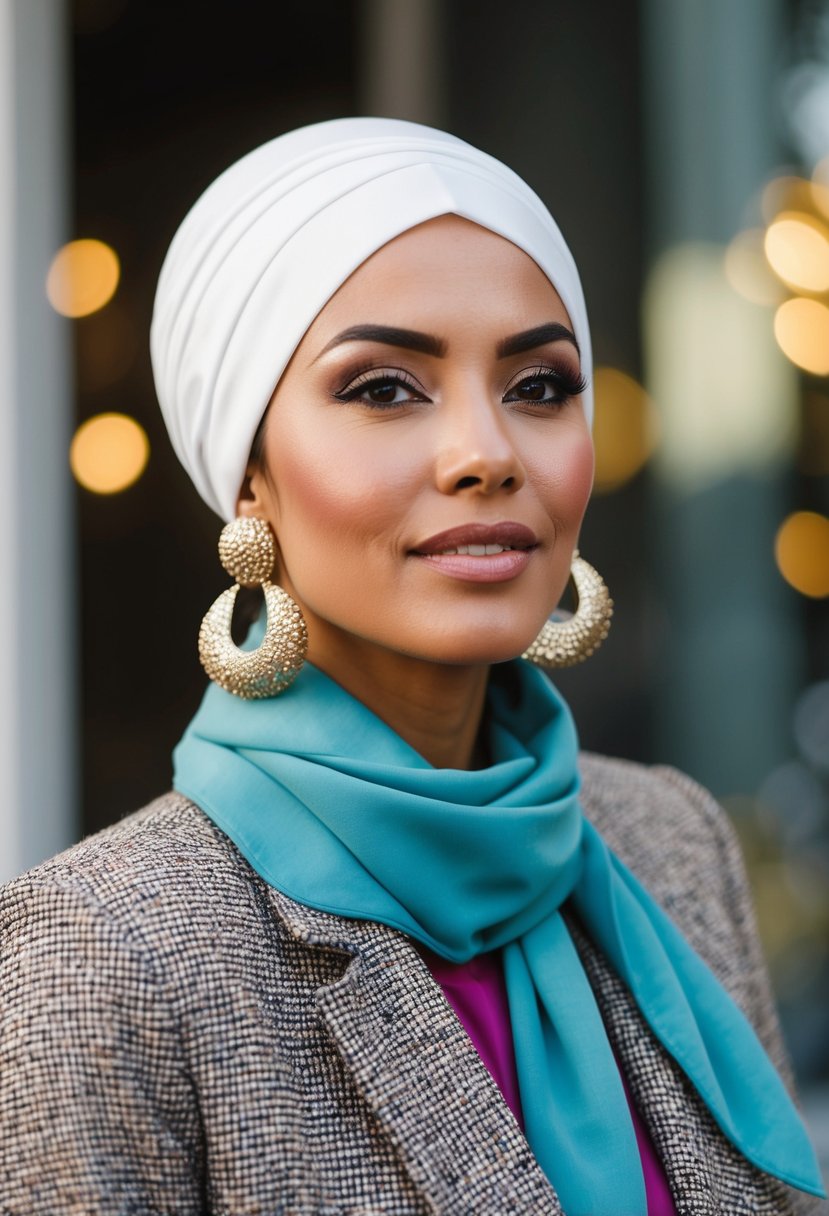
333 366 427 408
332 363 588 410
504 364 589 407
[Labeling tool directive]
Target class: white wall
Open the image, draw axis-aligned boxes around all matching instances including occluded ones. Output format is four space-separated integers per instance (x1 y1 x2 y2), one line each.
0 0 76 882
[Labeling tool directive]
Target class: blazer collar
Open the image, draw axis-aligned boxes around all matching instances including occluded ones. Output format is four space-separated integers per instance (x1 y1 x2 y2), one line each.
267 887 563 1215
267 888 786 1216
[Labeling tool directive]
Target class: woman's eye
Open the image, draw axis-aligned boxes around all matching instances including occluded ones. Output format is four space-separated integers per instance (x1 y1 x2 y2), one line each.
504 366 587 407
363 378 416 406
334 371 427 408
512 377 556 402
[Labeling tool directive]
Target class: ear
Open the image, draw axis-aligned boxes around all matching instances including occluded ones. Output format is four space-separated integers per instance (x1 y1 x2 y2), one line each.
236 462 274 521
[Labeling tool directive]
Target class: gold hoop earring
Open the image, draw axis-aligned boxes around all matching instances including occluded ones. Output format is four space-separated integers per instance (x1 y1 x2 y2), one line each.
198 517 308 698
522 552 613 668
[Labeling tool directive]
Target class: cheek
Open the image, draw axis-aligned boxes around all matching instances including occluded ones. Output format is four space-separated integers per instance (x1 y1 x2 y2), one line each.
529 427 595 526
566 434 596 510
275 456 366 550
268 423 414 556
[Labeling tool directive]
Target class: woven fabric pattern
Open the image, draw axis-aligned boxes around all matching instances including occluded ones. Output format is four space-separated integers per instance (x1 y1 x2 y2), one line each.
0 754 824 1215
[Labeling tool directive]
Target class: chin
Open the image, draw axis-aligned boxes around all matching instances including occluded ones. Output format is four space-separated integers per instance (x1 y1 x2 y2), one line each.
400 628 542 668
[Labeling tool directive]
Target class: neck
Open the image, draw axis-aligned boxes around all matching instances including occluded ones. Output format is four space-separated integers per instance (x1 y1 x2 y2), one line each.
309 637 490 770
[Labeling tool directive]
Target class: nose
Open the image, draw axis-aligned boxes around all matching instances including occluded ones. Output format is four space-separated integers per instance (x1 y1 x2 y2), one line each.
433 389 526 497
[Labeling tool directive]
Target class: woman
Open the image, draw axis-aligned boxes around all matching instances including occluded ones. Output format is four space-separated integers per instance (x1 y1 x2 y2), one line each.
0 118 825 1216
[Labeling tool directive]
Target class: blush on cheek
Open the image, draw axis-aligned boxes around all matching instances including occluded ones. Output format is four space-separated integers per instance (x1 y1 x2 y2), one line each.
269 437 395 586
567 437 596 514
532 433 595 525
269 406 352 513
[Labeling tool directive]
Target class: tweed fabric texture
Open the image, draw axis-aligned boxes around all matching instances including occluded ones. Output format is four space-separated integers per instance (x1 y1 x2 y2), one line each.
0 754 824 1215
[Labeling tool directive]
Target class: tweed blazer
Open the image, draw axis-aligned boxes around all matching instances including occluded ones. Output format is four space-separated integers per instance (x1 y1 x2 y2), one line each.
0 752 824 1216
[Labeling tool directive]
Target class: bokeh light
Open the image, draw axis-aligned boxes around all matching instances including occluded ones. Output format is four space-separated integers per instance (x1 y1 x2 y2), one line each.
46 239 120 318
794 682 829 776
773 297 829 375
591 368 658 493
724 229 785 306
758 761 828 846
774 510 829 598
644 244 797 489
764 211 829 293
761 175 818 224
810 180 829 222
747 855 811 960
727 788 829 990
813 155 829 208
70 413 149 494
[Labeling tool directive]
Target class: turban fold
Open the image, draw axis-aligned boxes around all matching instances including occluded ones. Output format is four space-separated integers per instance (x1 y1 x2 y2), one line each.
151 117 593 521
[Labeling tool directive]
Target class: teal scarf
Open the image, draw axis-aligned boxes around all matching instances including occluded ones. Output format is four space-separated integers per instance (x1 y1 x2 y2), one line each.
173 660 824 1214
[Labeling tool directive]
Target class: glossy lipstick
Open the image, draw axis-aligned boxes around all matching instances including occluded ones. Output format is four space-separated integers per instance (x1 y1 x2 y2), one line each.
411 522 538 583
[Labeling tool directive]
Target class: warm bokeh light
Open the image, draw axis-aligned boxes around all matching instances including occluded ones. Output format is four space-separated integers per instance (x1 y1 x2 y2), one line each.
46 239 120 318
764 211 829 293
591 368 658 492
774 510 829 598
773 297 829 375
810 181 829 221
70 413 149 494
723 229 784 306
644 244 797 489
760 175 817 224
813 155 829 219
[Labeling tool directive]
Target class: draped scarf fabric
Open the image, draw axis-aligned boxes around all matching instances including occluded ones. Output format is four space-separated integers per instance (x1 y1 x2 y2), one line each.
173 660 824 1215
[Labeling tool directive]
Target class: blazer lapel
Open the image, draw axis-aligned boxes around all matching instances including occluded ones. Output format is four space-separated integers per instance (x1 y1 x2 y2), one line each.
569 916 794 1216
268 888 563 1216
267 889 794 1215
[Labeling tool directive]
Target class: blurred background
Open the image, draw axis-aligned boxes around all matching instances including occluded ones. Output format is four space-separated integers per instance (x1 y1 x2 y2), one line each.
1 0 828 1173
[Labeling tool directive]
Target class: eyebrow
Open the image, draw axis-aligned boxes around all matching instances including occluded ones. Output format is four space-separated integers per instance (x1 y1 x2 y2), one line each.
497 322 580 359
315 325 446 360
314 321 580 362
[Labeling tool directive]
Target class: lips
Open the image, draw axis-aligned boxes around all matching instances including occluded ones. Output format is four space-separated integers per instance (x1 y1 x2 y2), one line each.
409 522 539 585
412 521 538 556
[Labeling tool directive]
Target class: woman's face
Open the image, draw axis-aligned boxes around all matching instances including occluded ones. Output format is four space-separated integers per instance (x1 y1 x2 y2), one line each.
241 215 594 671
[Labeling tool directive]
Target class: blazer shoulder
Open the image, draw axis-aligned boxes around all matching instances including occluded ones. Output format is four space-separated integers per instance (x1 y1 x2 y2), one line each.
0 793 259 950
577 749 756 944
578 750 741 886
579 748 728 828
578 752 792 1053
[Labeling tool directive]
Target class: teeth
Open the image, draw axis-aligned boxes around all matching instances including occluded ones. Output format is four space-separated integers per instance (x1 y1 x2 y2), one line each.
435 543 515 556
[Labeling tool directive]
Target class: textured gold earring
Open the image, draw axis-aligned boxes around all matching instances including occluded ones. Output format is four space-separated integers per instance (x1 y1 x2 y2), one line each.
198 516 308 698
522 552 613 668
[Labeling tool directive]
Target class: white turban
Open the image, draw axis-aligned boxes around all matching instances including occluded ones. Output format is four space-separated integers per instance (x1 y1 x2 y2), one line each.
151 117 593 521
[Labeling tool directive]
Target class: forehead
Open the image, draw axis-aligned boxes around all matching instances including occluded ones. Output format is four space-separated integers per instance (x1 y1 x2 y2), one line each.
303 214 572 340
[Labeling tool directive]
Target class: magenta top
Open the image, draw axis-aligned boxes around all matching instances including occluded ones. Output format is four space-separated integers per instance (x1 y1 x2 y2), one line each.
421 946 677 1216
